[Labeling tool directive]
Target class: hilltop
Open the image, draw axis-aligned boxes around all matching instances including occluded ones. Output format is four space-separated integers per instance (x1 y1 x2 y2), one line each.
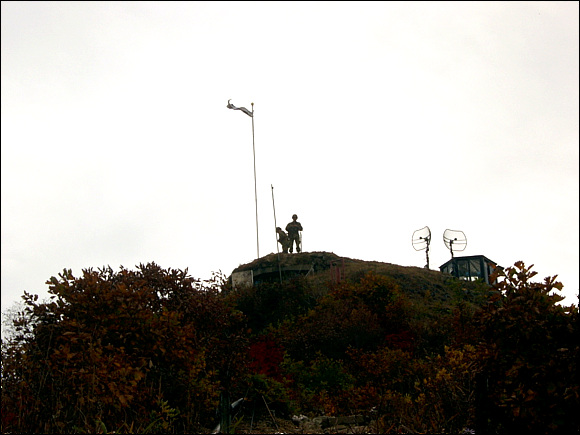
230 250 490 305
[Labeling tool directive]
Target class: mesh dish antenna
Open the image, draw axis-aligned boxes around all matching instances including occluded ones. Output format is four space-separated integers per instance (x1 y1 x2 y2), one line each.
412 226 431 269
443 229 467 258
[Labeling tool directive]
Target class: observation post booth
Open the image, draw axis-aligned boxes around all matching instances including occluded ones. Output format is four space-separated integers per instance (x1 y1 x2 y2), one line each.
439 255 501 285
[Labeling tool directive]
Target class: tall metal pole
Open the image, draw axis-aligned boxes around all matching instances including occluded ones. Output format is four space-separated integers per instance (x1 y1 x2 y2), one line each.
251 103 259 258
227 99 259 259
271 185 282 283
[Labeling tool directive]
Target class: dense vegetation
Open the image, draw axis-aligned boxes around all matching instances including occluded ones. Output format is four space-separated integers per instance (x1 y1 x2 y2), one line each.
1 256 578 433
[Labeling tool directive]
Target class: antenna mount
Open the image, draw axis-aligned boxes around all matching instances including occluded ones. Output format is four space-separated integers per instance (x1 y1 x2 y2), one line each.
443 229 467 258
412 226 432 269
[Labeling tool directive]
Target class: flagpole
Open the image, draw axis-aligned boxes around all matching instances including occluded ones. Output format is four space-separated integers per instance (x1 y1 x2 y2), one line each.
251 102 259 259
271 184 282 283
227 99 259 259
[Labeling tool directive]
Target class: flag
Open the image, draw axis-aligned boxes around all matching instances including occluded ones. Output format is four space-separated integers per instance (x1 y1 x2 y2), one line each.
227 99 253 117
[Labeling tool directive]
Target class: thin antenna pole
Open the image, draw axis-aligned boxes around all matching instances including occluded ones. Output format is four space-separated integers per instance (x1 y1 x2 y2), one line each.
251 103 259 258
271 185 282 283
425 238 430 269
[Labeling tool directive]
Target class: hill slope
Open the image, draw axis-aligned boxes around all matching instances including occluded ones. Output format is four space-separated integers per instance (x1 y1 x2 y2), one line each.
230 250 489 304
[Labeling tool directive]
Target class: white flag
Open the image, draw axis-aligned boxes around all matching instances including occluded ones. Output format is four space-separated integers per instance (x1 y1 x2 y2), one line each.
227 99 253 117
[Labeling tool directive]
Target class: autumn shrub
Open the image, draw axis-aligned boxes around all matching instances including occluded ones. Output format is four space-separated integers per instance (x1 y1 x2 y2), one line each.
281 351 355 415
324 263 578 434
226 276 317 334
348 344 477 433
1 263 248 434
281 296 383 362
3 257 577 434
248 336 284 381
406 277 489 358
473 261 579 433
241 372 297 422
403 344 478 433
277 272 411 363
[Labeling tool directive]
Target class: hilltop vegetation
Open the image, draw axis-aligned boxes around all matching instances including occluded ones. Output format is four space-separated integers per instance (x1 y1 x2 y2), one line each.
1 254 578 433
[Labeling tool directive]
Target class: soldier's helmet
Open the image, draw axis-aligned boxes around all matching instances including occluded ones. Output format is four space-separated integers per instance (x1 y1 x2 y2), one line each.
292 214 298 219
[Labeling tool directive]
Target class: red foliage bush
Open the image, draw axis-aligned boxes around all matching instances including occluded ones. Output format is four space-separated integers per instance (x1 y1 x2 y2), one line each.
248 338 284 381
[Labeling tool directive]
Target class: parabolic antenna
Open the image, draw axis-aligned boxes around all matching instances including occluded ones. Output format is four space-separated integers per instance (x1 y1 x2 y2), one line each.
412 226 431 269
443 229 467 258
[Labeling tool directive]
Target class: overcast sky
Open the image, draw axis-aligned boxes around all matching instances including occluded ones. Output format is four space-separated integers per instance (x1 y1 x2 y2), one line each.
2 1 578 315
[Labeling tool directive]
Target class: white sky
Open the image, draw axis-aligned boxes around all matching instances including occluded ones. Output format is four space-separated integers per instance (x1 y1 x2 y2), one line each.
2 1 579 313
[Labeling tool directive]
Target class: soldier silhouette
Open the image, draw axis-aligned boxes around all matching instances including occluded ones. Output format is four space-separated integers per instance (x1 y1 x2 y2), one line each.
276 227 289 254
285 214 303 253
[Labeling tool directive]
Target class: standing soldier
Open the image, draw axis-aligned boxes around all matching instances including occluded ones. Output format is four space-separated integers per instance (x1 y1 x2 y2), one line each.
285 214 303 253
276 227 290 254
